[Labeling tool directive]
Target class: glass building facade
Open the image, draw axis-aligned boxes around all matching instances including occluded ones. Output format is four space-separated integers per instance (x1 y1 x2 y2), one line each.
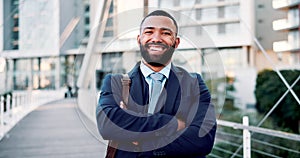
0 0 88 92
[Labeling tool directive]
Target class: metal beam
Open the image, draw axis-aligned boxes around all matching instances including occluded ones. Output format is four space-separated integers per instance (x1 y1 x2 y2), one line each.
77 0 112 89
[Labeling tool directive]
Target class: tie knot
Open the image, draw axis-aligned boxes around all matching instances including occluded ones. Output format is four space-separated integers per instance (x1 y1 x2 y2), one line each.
150 73 164 82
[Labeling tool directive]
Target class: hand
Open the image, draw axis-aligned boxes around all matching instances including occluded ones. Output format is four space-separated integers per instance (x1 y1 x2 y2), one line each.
120 101 127 109
132 141 139 145
177 118 186 131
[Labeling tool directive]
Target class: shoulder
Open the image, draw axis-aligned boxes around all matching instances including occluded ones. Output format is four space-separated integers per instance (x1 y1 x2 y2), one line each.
173 65 203 81
103 73 122 83
101 73 123 90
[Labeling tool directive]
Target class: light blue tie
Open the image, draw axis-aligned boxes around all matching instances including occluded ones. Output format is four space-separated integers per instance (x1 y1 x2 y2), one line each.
148 73 164 114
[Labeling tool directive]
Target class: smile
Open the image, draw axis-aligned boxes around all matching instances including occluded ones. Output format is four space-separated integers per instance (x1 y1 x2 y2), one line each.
149 46 164 51
146 43 168 52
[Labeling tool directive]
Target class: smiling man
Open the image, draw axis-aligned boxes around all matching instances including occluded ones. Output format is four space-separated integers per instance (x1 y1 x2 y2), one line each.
97 10 217 158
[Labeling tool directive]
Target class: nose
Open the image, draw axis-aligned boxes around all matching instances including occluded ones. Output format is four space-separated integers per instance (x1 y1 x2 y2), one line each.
150 32 162 43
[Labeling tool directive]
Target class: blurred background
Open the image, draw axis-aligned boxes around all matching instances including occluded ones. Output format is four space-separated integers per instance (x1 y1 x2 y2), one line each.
0 0 299 157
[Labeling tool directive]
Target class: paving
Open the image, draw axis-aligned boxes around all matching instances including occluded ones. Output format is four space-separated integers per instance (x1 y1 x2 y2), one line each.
0 99 107 158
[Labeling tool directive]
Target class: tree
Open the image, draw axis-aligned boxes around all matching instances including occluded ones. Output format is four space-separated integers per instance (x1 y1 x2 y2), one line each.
255 69 300 133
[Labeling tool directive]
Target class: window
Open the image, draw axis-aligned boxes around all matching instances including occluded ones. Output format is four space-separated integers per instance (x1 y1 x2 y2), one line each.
106 17 113 27
102 52 123 73
257 4 264 8
104 30 113 37
288 30 299 48
218 6 225 18
84 5 90 12
85 17 90 24
109 1 114 13
257 19 263 23
196 9 202 20
288 8 299 26
85 30 89 37
12 32 18 39
218 24 225 34
12 0 19 6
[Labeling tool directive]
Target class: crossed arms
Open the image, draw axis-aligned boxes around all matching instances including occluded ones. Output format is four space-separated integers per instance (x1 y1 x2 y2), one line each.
96 73 216 156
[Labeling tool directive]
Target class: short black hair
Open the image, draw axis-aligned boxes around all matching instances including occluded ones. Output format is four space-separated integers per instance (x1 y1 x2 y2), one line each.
140 10 178 34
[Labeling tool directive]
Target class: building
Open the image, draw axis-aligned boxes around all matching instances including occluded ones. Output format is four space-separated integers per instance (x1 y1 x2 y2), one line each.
0 0 90 94
272 0 300 68
255 0 292 71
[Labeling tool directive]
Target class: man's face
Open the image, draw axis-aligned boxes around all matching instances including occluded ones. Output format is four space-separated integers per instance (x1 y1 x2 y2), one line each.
137 16 180 66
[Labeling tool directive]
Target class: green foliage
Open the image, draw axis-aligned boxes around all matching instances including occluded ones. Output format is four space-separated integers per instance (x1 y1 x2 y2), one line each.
255 69 300 133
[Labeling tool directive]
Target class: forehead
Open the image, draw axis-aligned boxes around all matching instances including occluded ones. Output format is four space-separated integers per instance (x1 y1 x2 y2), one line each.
141 16 176 32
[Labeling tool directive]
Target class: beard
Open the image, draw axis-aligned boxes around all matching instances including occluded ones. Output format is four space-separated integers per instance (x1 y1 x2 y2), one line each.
140 42 176 67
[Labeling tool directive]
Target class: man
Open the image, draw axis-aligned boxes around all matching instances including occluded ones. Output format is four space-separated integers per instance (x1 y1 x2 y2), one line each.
97 10 216 157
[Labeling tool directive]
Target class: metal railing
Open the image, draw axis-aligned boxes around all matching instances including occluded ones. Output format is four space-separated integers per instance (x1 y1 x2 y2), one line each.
209 117 300 158
0 90 65 140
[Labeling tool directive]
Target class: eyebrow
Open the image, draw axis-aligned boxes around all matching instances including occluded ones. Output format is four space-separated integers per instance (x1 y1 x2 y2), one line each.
143 26 174 33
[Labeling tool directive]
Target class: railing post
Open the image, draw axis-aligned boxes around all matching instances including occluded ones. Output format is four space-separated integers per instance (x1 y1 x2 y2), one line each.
0 96 3 138
0 96 4 127
7 95 11 118
28 90 32 106
15 93 19 108
243 116 251 158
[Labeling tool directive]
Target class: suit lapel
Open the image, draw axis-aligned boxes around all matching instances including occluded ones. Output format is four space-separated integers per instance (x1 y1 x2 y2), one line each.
128 63 149 112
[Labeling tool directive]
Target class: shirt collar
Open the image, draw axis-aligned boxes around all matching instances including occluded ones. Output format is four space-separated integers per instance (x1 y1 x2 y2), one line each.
140 61 171 79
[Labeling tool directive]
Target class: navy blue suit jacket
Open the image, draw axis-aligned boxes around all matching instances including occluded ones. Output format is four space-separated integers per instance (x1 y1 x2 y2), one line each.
96 63 216 158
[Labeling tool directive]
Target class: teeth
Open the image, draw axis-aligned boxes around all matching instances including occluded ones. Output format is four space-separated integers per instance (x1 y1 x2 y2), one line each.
149 46 163 51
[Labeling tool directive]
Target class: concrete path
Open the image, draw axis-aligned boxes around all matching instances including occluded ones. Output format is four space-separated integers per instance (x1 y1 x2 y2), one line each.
0 99 106 158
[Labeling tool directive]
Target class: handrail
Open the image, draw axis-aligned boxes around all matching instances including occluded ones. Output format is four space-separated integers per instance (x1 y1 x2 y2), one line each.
217 119 300 141
0 90 65 140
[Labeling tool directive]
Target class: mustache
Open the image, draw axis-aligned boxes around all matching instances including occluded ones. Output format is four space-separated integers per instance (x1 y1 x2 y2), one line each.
144 43 170 49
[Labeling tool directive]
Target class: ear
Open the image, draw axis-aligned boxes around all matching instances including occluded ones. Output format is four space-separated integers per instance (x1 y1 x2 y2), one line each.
174 37 180 48
137 35 141 46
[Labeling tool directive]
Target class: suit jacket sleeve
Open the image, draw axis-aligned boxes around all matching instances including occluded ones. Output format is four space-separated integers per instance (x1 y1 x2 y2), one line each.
96 74 179 142
140 73 217 157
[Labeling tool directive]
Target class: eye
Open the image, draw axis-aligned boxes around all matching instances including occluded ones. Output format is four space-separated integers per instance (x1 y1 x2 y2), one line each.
162 31 172 36
144 30 153 35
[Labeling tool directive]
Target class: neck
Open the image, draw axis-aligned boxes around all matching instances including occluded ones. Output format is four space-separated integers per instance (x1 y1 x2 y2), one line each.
142 59 170 72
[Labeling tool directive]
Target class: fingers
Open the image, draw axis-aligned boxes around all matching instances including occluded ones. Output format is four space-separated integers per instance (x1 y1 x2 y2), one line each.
177 118 186 131
132 141 139 145
120 101 127 109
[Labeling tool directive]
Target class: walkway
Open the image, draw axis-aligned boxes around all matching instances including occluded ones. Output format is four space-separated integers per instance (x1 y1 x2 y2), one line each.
0 99 106 158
